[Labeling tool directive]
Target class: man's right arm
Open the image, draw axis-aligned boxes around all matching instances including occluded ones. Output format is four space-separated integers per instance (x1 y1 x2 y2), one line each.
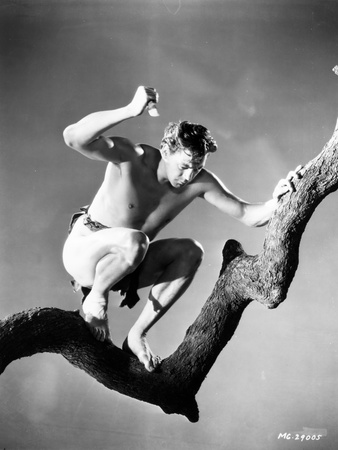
201 167 303 227
63 86 158 162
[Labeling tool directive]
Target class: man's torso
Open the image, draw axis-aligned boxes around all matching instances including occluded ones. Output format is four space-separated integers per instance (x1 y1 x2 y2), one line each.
81 145 207 240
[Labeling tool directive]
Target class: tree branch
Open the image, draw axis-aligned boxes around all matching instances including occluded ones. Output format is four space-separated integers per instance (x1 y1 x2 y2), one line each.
1 118 337 422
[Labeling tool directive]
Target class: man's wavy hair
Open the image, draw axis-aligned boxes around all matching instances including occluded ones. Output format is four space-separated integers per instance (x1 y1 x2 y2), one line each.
160 121 217 159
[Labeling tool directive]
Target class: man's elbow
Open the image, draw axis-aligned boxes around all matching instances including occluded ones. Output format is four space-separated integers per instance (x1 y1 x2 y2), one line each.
63 124 89 152
63 124 80 149
63 125 99 161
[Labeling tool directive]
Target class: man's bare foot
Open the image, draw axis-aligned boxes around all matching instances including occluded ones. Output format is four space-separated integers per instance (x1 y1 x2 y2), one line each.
82 293 111 343
122 332 161 372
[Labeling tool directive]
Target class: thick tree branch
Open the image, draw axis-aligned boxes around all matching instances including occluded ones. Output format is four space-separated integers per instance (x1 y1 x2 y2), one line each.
257 116 338 306
1 118 337 422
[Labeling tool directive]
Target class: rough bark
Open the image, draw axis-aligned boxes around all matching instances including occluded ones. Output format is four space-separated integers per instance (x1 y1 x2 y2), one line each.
1 118 337 423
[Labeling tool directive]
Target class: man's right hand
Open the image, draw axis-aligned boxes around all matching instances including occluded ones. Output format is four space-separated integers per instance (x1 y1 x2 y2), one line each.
127 86 159 117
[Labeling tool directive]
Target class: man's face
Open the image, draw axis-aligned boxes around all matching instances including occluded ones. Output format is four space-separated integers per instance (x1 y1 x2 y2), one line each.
164 147 207 188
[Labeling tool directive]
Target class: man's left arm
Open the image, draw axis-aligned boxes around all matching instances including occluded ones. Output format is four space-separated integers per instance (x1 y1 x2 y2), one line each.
201 166 303 227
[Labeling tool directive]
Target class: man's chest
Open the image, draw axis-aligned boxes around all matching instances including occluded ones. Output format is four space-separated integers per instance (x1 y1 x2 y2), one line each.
104 158 203 217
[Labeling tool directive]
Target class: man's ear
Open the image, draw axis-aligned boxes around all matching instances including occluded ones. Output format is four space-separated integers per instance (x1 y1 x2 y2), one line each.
160 144 170 161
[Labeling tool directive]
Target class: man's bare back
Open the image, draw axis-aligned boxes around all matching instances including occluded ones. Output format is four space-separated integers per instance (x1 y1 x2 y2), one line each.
62 86 302 372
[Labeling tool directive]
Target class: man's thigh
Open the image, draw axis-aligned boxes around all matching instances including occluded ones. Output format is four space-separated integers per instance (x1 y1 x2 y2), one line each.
63 226 138 286
137 238 197 289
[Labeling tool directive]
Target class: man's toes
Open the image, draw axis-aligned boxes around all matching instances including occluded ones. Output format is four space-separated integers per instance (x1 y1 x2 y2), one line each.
154 355 162 368
103 329 111 343
99 328 110 342
92 326 102 341
97 329 105 342
144 360 156 373
152 355 162 371
86 323 108 342
142 355 162 372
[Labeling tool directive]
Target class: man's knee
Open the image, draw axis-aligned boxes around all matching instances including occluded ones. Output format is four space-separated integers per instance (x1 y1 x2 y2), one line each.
179 238 204 270
124 230 150 269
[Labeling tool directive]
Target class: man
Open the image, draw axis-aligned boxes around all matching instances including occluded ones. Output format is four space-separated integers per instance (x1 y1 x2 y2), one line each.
62 86 301 372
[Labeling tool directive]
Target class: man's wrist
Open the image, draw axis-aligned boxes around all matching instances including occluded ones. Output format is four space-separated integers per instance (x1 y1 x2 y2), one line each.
125 103 139 118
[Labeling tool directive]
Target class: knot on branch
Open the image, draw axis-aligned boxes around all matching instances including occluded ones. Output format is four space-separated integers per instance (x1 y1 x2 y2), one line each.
220 239 246 275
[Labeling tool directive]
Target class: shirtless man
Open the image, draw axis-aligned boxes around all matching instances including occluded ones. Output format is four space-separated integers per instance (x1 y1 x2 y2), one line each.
62 86 301 372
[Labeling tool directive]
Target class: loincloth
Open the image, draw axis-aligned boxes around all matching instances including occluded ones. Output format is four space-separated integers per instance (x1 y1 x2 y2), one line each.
68 205 141 309
68 205 110 233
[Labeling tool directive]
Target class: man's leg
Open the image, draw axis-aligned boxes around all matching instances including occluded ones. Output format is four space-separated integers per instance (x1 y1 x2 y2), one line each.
63 226 149 342
124 238 204 372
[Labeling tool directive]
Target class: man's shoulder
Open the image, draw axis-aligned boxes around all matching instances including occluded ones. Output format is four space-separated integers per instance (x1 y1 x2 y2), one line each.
103 137 159 163
136 143 161 166
192 168 225 198
197 168 219 184
138 143 160 155
181 169 217 197
118 141 159 158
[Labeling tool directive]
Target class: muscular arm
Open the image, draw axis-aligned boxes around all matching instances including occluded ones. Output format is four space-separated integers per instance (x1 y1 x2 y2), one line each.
201 168 302 227
63 86 158 162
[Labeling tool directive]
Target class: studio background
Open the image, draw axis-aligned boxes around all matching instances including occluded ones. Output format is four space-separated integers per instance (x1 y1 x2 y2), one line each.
1 1 338 449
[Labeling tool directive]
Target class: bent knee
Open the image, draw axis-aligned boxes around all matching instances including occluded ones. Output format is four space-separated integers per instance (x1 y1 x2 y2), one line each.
180 239 204 267
124 230 150 268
